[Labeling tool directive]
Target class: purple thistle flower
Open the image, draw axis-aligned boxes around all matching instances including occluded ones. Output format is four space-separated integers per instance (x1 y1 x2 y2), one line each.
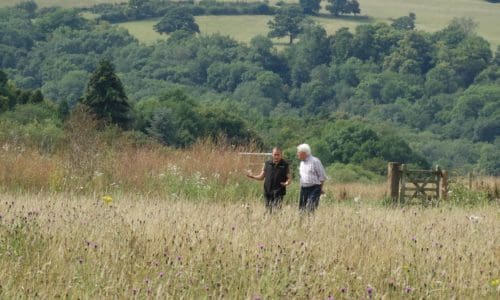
411 236 417 243
340 287 347 293
404 286 413 293
159 271 164 278
366 285 374 296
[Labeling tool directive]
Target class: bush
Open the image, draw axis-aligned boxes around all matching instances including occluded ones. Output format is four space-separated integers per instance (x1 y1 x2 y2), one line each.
326 163 383 183
446 183 496 207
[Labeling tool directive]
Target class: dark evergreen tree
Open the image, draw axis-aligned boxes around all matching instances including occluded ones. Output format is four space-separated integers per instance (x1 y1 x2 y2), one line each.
81 60 130 128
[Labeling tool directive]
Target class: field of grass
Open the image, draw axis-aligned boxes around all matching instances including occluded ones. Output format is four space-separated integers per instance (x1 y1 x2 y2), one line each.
1 192 499 298
0 111 499 297
113 0 500 48
118 15 372 45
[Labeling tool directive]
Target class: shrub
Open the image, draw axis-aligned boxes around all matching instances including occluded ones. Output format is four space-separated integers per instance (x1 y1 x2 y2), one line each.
446 183 495 207
326 163 383 183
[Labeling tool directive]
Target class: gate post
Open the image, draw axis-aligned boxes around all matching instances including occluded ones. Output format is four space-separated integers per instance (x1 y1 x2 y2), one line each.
435 165 441 201
387 162 401 203
399 164 407 204
441 170 449 199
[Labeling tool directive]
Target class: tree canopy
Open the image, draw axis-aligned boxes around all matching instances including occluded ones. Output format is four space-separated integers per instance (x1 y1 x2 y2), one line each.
326 0 361 16
154 7 200 35
267 6 307 44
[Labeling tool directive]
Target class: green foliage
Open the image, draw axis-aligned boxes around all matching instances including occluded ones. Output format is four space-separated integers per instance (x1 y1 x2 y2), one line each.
81 59 131 128
267 6 306 44
0 102 64 152
299 0 321 15
138 89 257 147
15 1 38 18
154 7 199 35
326 0 360 16
326 163 383 183
447 183 494 207
311 119 427 173
478 142 500 175
448 84 500 141
391 13 416 31
36 7 88 33
41 70 89 107
0 102 59 125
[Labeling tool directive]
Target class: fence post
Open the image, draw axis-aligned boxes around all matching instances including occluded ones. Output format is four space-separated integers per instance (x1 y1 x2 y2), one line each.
435 165 441 201
441 170 449 199
468 171 473 189
399 164 406 205
387 162 401 203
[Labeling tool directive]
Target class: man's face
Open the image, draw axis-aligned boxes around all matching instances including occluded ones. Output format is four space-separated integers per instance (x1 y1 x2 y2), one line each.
297 151 307 161
272 149 282 163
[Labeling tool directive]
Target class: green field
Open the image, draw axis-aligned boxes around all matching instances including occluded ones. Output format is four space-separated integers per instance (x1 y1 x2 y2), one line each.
118 15 367 45
117 1 500 48
1 0 499 47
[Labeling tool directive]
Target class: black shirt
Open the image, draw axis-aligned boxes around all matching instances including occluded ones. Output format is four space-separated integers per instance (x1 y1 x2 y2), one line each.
263 159 290 195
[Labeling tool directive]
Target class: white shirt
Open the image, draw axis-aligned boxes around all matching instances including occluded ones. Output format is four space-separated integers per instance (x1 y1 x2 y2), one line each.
299 155 326 187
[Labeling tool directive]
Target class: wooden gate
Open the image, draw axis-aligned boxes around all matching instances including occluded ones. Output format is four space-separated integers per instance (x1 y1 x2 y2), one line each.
387 162 448 205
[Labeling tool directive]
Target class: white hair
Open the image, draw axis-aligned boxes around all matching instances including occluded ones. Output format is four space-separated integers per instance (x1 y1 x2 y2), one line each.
297 143 311 155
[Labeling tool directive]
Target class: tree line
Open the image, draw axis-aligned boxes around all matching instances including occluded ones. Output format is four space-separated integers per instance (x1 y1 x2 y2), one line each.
0 1 499 175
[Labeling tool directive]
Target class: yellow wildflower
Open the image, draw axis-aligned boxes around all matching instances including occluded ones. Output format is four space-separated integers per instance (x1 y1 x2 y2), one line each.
102 195 113 205
490 279 500 287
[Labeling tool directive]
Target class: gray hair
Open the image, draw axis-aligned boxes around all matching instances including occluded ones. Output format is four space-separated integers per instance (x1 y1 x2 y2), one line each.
297 143 311 155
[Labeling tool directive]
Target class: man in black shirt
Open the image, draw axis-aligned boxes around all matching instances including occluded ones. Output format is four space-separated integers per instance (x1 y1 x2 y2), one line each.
246 147 291 213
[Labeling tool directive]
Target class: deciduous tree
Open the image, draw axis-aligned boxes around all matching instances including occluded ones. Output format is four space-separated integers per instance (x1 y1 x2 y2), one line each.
154 7 199 35
267 6 306 44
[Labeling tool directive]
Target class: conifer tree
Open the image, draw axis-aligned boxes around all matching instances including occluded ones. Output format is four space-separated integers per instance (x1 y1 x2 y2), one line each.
81 60 130 128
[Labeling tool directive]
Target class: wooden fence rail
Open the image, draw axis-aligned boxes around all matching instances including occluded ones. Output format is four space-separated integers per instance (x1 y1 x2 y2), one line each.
387 162 448 205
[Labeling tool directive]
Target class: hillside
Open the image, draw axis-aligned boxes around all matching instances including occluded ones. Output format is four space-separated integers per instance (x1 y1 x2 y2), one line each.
1 0 499 176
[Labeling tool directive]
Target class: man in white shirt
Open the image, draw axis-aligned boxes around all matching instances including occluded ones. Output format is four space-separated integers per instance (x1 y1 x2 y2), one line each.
297 143 326 212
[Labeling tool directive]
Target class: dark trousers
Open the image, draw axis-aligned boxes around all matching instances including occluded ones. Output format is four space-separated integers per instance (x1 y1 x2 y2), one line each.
264 190 284 213
299 185 321 212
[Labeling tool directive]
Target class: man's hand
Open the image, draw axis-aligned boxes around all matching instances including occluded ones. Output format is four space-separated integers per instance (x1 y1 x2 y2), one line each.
280 181 289 186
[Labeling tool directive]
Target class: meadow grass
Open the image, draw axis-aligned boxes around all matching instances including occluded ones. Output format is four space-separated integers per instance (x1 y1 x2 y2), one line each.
0 192 498 298
0 114 498 297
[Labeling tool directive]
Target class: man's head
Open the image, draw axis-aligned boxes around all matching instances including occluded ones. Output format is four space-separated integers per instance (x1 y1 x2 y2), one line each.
272 147 282 163
296 143 311 161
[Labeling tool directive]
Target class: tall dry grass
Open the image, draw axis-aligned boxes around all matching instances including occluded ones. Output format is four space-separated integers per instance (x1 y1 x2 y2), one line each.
0 193 498 298
0 107 389 203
